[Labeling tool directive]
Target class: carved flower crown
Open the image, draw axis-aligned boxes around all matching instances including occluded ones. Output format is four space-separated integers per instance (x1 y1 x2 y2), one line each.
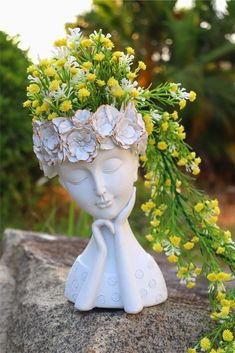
33 102 147 177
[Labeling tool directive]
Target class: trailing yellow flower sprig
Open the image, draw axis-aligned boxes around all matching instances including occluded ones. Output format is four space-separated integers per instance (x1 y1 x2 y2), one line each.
138 95 235 352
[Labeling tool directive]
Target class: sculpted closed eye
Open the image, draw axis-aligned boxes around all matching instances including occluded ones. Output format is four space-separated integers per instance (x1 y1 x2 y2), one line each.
65 169 89 185
103 158 123 173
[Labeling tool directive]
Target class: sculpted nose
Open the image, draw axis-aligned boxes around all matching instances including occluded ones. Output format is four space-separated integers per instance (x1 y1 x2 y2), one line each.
93 173 106 196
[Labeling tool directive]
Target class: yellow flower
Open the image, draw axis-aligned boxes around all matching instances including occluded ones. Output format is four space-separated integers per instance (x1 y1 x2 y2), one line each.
216 292 226 300
220 299 230 307
183 242 194 250
207 273 218 282
210 349 217 353
194 157 201 165
144 181 152 189
171 150 179 157
78 88 90 99
222 329 233 342
130 89 139 98
224 230 232 243
220 306 230 317
169 236 181 247
141 201 155 212
56 59 66 67
126 46 135 55
208 216 218 225
169 83 178 92
192 167 200 175
161 122 169 131
108 77 118 87
179 99 186 110
113 51 123 58
151 219 160 227
187 281 195 288
171 110 178 120
216 247 225 254
153 209 162 217
163 112 170 120
177 267 187 278
54 38 67 47
32 100 39 108
35 106 42 115
168 254 178 263
140 154 147 162
157 141 168 150
60 100 72 112
44 67 56 77
194 267 202 276
194 203 204 212
49 80 59 91
82 61 93 70
189 152 196 160
189 90 197 102
27 65 36 73
96 79 105 87
113 87 125 97
178 132 186 140
176 180 182 187
187 349 196 353
87 73 96 81
28 84 40 94
192 236 199 243
39 59 50 67
40 102 49 112
94 53 105 61
70 67 78 75
200 337 211 351
145 172 153 180
127 72 137 80
146 121 154 135
177 158 187 166
101 38 114 48
153 243 163 253
217 272 232 281
48 112 57 121
138 61 146 70
145 234 154 242
165 178 171 187
149 138 155 145
33 70 40 77
81 38 92 47
23 100 31 108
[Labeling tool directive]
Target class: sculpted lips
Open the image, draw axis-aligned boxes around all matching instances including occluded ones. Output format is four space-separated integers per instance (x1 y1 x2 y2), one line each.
95 198 113 209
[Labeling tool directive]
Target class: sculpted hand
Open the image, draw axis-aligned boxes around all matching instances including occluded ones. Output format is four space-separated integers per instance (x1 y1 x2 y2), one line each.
92 219 115 255
114 187 136 228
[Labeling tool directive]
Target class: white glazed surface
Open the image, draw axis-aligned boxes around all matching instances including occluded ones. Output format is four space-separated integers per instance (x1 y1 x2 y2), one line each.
57 144 168 314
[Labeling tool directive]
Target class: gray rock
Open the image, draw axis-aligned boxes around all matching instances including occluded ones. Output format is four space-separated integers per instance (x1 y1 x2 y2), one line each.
0 229 214 353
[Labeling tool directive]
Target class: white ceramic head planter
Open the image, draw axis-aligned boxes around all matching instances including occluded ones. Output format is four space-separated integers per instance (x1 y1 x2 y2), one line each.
33 103 168 314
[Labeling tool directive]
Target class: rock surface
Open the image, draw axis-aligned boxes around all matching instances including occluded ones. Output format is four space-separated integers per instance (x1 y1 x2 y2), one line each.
0 229 213 353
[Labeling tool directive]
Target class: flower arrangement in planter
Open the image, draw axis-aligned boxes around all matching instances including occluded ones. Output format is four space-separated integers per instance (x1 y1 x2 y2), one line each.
24 28 234 352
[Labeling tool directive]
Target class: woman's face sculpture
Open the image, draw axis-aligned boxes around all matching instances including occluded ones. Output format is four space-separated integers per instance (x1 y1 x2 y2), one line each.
57 145 139 220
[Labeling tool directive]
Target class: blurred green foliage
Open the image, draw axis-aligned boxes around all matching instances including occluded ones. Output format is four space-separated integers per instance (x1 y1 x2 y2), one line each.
68 0 235 178
0 31 39 233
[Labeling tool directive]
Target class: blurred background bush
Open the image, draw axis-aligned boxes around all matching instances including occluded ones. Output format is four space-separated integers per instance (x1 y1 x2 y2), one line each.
1 0 235 241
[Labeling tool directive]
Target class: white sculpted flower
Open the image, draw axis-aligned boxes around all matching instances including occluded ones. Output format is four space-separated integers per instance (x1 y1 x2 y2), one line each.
73 109 91 125
66 125 97 162
92 105 119 138
113 102 147 150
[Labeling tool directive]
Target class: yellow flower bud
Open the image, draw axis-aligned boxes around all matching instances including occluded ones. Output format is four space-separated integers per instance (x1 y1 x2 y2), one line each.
157 141 168 150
